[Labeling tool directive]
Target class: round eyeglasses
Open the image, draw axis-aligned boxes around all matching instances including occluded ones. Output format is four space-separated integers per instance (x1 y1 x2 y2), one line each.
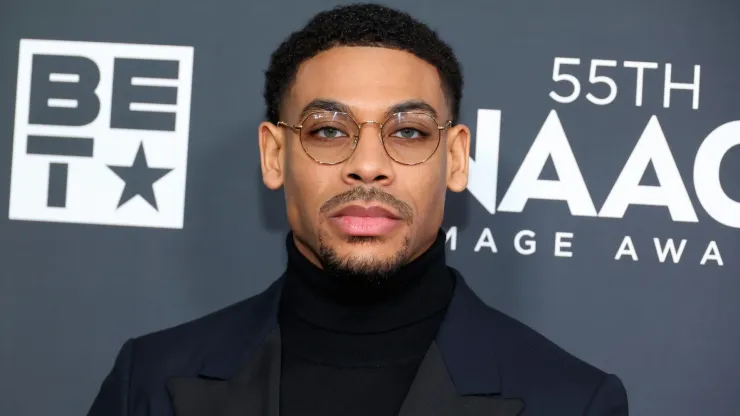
277 111 452 165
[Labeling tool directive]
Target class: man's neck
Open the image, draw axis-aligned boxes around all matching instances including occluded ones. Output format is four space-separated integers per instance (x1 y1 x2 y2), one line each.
278 229 454 333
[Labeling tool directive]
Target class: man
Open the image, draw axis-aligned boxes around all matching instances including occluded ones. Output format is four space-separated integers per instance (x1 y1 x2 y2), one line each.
88 3 628 416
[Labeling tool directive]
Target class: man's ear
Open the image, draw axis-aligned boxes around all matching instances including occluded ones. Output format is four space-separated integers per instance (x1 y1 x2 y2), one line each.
258 121 285 190
446 123 470 192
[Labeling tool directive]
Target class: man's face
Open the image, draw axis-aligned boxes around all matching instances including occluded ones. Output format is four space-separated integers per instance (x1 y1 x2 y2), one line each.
259 46 469 280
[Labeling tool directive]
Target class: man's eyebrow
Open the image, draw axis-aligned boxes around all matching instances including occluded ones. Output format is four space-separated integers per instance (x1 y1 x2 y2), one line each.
385 100 439 120
296 98 441 122
298 99 352 121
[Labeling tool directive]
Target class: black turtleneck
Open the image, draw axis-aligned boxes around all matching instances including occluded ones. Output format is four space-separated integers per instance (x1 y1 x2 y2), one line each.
277 230 455 416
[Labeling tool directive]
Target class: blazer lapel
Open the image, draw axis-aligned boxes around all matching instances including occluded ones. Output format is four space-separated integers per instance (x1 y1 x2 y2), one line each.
398 342 523 416
224 327 281 416
166 377 228 416
166 276 284 416
167 328 281 416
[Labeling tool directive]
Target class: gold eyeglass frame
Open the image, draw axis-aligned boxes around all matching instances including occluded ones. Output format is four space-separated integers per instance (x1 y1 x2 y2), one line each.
277 111 453 166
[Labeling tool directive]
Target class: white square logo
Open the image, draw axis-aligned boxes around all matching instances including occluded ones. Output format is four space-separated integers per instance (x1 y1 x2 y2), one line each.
9 39 194 229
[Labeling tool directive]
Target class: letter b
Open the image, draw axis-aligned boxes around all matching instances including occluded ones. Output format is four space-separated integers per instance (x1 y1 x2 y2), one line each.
29 54 101 126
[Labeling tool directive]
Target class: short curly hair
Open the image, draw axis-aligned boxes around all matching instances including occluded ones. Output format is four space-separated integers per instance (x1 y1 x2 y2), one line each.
263 3 463 124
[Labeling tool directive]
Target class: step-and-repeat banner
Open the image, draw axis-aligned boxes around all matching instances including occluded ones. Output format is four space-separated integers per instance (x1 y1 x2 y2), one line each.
1 1 738 415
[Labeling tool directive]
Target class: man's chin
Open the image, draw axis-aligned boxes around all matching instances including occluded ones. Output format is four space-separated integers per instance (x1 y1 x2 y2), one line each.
324 232 403 253
323 246 401 269
317 236 411 282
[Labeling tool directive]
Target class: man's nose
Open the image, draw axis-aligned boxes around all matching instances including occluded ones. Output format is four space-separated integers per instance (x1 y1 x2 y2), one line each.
340 123 395 186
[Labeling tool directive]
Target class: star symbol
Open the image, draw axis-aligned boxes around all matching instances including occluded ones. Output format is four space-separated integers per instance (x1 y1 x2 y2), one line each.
107 142 173 210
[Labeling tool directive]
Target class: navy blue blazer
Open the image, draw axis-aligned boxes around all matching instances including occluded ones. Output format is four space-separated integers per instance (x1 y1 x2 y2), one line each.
88 269 628 416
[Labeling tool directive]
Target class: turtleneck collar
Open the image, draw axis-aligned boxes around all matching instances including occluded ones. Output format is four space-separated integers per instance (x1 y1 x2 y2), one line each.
278 229 454 334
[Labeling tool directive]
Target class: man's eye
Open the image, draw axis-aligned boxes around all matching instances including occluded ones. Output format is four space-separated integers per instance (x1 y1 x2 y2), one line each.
392 128 422 139
316 127 347 138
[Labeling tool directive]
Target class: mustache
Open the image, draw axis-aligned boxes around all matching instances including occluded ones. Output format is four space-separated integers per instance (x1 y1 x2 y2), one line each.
320 187 413 224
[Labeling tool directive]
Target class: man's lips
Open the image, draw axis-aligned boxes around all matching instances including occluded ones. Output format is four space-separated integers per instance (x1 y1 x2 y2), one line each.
332 205 401 220
330 205 403 236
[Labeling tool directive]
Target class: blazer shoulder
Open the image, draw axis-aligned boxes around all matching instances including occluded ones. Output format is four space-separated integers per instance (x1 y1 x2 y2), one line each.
92 279 283 414
467 297 627 413
474 296 610 386
129 280 279 371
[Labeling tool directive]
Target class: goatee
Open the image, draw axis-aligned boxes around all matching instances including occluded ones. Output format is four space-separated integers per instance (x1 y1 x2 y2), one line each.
318 233 411 287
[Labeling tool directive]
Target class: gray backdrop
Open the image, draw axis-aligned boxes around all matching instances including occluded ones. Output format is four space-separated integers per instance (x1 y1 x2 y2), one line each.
1 0 738 415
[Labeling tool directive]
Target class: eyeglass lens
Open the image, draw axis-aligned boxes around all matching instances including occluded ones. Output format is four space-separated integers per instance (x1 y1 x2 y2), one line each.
299 111 441 164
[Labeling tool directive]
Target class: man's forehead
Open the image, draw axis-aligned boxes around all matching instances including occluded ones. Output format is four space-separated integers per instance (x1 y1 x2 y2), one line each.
283 46 448 120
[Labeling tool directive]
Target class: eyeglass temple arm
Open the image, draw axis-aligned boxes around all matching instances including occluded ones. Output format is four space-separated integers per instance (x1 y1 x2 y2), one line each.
277 121 302 131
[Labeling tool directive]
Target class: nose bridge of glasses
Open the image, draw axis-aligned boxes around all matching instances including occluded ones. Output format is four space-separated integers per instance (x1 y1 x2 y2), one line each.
357 119 381 132
354 120 385 144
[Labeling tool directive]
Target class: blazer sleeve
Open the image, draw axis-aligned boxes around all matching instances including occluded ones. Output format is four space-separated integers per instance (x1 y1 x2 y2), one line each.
583 373 629 416
87 339 134 416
